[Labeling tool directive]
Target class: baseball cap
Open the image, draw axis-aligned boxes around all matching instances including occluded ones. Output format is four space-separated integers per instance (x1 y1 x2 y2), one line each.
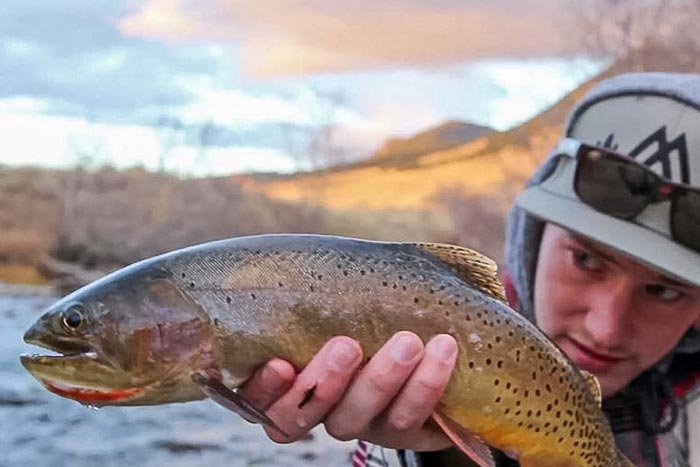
516 72 700 286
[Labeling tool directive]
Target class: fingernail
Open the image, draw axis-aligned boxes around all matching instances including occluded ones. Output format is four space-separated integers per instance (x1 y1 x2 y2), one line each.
260 365 286 392
428 334 457 361
328 339 360 372
389 332 422 363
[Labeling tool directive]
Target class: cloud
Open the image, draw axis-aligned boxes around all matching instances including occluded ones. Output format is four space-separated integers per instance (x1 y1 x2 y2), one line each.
120 0 576 78
0 1 235 124
0 0 130 53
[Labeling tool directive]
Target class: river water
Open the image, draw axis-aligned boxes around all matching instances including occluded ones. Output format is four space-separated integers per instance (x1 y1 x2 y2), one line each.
1 289 354 467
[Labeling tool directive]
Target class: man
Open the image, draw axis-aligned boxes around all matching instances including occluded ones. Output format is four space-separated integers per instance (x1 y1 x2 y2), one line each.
238 72 700 466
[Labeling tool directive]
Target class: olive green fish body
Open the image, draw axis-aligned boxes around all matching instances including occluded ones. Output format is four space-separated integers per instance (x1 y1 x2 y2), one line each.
22 235 624 467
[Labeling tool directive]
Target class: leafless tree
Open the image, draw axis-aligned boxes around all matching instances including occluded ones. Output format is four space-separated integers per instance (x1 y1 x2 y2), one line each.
572 0 700 71
307 86 347 170
281 86 347 173
196 120 215 175
154 115 184 173
432 184 510 265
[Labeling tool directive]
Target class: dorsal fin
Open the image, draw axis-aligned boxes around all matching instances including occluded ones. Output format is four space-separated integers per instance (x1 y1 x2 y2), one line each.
581 370 602 406
410 242 506 302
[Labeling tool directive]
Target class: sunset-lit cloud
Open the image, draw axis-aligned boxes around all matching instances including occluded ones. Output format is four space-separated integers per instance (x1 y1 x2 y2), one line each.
119 0 577 78
0 1 602 174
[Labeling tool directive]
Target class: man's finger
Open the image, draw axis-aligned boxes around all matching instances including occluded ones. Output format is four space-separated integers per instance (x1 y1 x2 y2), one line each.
237 358 297 412
323 331 424 441
386 334 458 431
263 336 363 443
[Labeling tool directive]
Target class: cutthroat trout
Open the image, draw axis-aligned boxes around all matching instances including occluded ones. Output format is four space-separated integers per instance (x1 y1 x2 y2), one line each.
21 235 634 467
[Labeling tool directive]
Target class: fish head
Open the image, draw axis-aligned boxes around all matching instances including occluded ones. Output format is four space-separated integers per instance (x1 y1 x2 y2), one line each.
21 266 216 406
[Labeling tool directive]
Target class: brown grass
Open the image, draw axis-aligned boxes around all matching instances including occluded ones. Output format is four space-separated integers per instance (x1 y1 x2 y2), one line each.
0 264 47 284
0 167 346 275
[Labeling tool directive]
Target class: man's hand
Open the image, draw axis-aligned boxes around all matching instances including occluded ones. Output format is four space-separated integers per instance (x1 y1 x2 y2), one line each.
237 331 457 451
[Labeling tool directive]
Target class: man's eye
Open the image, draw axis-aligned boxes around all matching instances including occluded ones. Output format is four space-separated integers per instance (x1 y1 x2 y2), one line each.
572 250 601 271
646 284 682 302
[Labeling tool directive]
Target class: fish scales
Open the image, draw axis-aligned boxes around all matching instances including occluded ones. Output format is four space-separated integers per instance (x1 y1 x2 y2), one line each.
21 234 630 467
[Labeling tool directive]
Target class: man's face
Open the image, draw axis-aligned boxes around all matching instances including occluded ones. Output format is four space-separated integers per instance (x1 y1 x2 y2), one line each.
533 223 700 397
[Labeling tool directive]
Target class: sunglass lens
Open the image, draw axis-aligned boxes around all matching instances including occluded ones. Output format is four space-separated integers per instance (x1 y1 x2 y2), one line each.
575 150 654 219
673 189 700 252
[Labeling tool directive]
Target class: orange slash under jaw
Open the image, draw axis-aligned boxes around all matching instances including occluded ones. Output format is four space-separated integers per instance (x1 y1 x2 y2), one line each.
42 380 144 403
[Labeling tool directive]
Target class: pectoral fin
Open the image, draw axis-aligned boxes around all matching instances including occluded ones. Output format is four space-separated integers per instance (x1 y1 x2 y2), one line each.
431 412 496 467
192 372 289 437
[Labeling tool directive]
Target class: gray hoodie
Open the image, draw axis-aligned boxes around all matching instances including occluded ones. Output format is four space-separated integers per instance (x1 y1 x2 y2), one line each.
402 73 700 467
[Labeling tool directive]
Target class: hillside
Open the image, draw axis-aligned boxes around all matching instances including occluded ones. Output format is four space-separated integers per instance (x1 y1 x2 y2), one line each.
369 120 493 167
0 166 448 286
237 69 604 213
0 65 620 287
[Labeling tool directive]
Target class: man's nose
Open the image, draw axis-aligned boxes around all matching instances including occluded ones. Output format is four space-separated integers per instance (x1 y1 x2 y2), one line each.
583 281 635 349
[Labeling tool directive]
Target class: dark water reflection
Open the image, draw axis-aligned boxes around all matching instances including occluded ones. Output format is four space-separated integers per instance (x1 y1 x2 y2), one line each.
1 291 353 467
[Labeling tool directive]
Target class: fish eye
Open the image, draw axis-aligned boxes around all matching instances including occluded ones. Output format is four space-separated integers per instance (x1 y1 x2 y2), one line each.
62 304 85 330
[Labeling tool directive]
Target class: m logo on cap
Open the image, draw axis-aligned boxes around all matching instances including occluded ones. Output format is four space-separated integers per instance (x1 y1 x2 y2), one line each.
599 127 691 184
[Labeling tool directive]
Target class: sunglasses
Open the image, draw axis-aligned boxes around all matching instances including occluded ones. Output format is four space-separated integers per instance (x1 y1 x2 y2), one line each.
553 138 700 253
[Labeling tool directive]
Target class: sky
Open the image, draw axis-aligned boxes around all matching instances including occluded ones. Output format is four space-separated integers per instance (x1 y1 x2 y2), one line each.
0 0 604 176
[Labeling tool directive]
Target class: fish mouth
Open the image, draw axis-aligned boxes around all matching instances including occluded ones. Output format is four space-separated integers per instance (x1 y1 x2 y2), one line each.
23 321 95 355
20 353 145 404
21 329 104 372
21 332 144 404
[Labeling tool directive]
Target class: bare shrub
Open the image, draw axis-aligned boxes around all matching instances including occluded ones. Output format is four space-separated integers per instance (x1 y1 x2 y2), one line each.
432 184 509 266
0 230 52 264
43 169 333 267
571 0 700 72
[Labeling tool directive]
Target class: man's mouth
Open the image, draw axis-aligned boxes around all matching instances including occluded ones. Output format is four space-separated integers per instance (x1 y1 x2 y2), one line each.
564 337 626 373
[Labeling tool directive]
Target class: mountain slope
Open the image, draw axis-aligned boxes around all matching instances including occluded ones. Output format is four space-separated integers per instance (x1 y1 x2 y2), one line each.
369 120 493 167
238 66 612 213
